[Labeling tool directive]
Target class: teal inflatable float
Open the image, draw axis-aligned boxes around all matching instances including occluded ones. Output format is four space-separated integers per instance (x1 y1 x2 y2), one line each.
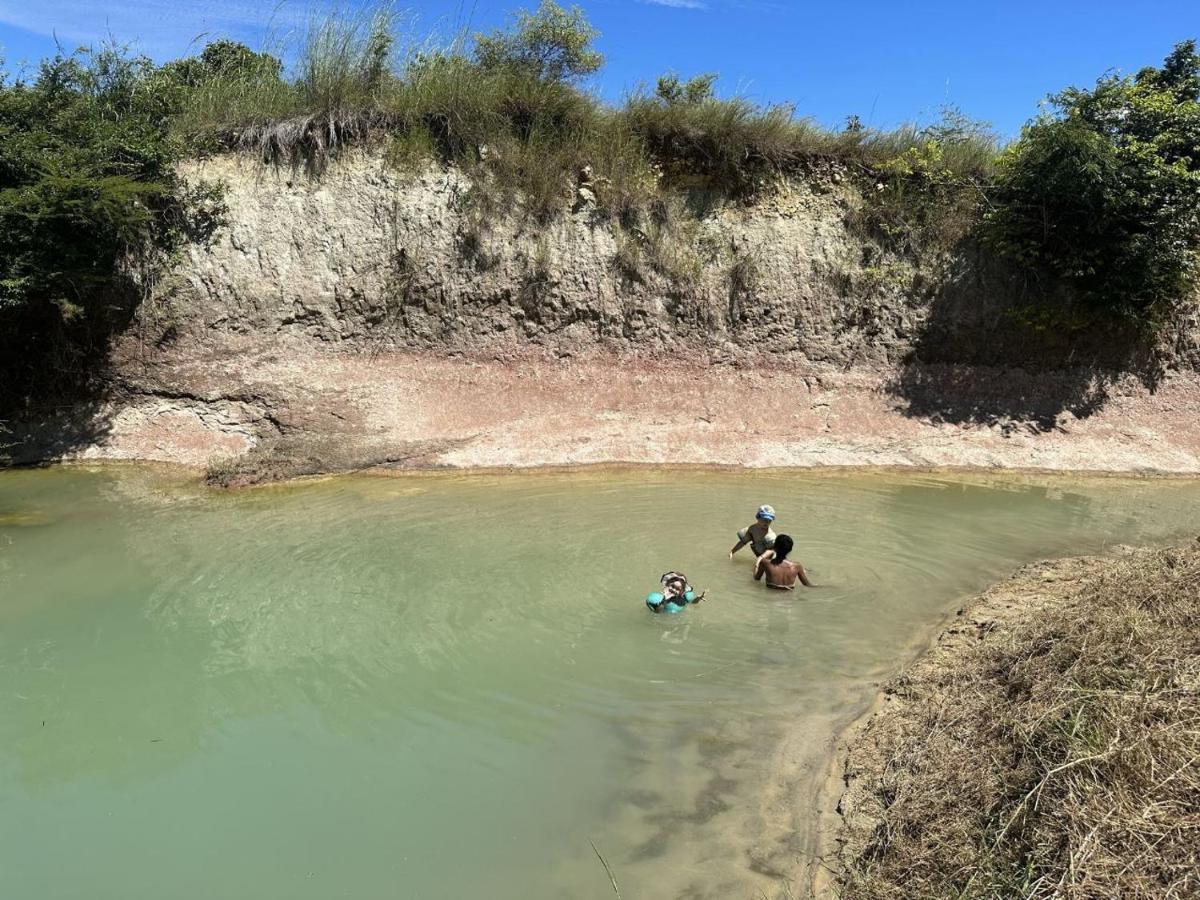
645 589 697 614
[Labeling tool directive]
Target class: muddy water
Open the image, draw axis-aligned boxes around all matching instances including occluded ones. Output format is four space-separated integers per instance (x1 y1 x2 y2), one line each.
1 467 1198 899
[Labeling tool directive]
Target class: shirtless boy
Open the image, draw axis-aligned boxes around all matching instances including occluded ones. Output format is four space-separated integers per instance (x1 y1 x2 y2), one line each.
753 535 813 590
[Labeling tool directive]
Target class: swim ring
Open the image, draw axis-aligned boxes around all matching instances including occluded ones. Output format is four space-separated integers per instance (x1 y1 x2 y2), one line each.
646 589 696 615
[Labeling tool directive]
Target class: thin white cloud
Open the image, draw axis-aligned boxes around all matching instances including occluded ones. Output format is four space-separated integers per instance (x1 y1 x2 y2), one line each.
640 0 708 9
0 0 310 57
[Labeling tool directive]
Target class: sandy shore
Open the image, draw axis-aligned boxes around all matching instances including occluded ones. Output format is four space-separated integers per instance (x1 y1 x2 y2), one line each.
10 335 1200 480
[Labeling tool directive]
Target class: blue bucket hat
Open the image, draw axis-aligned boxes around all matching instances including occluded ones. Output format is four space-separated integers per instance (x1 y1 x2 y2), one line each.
756 504 776 522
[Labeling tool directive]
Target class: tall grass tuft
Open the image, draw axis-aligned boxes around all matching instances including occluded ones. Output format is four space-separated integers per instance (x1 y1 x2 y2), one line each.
623 91 804 197
178 4 404 171
175 1 1000 216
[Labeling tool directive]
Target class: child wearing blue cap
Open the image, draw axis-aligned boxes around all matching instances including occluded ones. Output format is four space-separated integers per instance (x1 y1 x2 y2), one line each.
728 504 778 559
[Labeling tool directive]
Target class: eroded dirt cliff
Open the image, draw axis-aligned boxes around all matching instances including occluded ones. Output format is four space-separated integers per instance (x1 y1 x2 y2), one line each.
8 152 1200 477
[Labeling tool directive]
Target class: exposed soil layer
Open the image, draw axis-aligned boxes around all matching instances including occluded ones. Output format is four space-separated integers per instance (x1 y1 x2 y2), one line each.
7 335 1200 482
6 154 1200 479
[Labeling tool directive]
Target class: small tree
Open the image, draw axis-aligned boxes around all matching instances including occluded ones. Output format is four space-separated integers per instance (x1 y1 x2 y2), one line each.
0 44 223 406
655 72 717 105
159 39 283 89
987 40 1200 322
474 0 602 83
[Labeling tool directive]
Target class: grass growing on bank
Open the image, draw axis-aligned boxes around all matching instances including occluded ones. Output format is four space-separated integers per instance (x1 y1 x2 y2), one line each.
1 1 1196 416
171 1 998 216
174 6 399 167
840 543 1200 898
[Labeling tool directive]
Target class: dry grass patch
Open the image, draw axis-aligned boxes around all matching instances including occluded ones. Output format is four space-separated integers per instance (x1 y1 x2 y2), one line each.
838 542 1200 899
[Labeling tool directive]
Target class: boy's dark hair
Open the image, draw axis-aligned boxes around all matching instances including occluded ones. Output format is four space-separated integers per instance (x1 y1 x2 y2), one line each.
773 534 794 563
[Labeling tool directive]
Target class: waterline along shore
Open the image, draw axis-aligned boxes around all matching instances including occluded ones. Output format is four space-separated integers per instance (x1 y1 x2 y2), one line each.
6 151 1200 483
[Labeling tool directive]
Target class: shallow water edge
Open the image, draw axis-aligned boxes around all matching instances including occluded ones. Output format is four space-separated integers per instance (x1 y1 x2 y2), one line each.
18 455 1200 490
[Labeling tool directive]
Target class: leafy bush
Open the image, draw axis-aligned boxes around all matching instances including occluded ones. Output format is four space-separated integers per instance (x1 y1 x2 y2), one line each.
473 0 602 83
160 39 283 88
654 72 717 106
853 109 998 257
986 41 1200 323
0 44 222 408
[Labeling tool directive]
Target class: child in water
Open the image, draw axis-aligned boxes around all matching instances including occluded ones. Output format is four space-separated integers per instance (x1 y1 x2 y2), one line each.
647 571 706 613
729 505 777 559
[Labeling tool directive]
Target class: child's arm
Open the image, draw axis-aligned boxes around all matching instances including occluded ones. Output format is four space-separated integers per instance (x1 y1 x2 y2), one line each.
797 563 814 587
728 525 752 558
754 547 779 581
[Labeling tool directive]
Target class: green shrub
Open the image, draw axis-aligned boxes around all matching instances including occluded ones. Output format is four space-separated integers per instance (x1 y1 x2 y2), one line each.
851 108 998 258
473 0 603 83
622 82 802 197
654 72 717 106
986 41 1200 323
0 44 223 408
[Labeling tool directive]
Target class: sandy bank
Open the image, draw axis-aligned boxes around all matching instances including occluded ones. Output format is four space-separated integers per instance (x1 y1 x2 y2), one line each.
8 335 1200 481
820 541 1200 898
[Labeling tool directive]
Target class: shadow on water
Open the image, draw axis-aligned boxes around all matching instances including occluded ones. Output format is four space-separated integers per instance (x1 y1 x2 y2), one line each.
885 243 1165 432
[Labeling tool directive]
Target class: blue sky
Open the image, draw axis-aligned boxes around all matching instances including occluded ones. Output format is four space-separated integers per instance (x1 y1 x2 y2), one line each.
0 0 1196 137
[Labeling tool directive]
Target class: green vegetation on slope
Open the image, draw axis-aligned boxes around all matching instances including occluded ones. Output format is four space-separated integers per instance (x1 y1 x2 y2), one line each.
987 42 1200 324
171 3 999 203
0 45 223 408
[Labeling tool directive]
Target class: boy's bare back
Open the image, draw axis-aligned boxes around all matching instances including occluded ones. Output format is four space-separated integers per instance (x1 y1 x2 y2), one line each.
755 558 811 590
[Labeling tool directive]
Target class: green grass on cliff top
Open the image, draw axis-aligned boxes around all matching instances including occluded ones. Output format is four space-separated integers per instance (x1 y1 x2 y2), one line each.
172 3 998 218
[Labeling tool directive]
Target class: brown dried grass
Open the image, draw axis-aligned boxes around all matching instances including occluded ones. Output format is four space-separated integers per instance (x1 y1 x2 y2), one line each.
840 542 1200 899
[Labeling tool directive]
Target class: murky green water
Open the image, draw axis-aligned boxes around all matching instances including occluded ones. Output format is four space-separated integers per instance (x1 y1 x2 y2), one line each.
1 467 1198 899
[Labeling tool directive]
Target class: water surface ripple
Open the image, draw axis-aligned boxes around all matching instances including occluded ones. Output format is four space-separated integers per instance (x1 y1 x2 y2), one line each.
1 467 1197 898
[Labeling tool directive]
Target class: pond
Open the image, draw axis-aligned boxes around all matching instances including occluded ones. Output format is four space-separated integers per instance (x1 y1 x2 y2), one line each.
2 467 1198 899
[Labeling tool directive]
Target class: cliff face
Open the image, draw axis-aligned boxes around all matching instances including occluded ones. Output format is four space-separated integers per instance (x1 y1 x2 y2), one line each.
149 153 1063 368
10 152 1200 476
